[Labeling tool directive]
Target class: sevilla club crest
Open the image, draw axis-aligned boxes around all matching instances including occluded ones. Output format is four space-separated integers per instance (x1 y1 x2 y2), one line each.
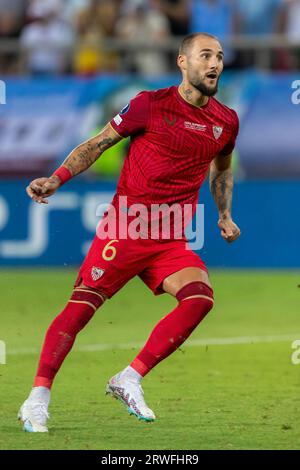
213 125 223 140
91 267 105 281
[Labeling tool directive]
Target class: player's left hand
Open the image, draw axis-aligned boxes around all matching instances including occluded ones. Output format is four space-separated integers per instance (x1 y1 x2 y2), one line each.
218 217 241 243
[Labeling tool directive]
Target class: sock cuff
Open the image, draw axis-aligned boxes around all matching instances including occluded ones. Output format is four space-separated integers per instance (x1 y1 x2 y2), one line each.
130 357 152 377
176 281 214 302
70 288 105 310
33 376 53 389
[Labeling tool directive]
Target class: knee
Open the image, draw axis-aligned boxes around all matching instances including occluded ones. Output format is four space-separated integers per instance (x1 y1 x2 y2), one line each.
67 286 106 330
72 286 106 306
176 281 214 314
77 283 108 302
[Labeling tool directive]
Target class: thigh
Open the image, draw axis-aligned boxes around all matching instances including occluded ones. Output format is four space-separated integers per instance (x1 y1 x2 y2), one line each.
162 267 212 297
139 239 211 297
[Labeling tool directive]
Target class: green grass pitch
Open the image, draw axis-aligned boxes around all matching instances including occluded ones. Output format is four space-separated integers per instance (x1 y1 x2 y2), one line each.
0 269 299 450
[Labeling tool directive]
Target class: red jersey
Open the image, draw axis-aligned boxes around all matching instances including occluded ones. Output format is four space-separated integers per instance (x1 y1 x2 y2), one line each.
110 85 239 211
77 87 238 295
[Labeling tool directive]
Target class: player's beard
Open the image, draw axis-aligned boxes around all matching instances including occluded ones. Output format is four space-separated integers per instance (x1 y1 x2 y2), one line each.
188 67 219 97
191 77 219 97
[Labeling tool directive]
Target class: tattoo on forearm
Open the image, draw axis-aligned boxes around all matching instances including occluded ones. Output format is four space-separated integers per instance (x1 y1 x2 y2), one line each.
210 167 233 217
62 125 121 176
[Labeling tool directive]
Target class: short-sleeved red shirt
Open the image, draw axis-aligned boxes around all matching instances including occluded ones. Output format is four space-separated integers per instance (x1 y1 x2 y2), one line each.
75 87 239 294
110 85 239 213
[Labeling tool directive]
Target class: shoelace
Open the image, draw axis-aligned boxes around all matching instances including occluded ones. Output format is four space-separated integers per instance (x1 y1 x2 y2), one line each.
128 383 147 405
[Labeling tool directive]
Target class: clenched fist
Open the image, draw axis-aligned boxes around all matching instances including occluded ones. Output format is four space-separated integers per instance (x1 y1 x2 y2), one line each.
26 175 61 204
218 217 241 243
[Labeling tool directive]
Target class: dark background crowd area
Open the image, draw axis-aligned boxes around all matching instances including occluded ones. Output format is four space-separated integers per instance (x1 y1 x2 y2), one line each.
1 0 300 76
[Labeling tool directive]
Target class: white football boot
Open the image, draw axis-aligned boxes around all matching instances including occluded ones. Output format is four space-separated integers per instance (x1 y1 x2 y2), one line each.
18 387 50 432
106 372 156 422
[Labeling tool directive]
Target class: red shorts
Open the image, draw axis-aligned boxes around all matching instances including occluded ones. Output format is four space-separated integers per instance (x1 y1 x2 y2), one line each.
75 211 207 299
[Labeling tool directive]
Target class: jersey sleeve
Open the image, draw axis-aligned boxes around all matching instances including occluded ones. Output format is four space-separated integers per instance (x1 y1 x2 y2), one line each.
110 91 151 138
219 109 239 156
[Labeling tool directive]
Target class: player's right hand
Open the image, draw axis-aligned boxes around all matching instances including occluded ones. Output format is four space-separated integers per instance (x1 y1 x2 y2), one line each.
26 176 61 204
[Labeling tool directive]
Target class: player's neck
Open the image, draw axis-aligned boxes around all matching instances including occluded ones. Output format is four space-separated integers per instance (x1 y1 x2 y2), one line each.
178 83 209 108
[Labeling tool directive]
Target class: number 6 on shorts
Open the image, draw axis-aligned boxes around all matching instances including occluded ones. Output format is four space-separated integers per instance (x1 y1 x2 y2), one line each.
102 239 119 261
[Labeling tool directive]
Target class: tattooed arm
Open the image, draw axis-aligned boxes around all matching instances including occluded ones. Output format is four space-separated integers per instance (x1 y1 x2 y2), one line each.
61 124 121 177
26 124 122 204
209 153 241 243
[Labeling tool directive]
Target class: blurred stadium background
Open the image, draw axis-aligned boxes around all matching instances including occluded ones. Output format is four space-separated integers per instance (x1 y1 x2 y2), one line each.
0 0 300 450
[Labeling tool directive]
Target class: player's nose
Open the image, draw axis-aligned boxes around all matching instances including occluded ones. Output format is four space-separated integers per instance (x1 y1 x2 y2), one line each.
209 54 221 69
208 60 219 70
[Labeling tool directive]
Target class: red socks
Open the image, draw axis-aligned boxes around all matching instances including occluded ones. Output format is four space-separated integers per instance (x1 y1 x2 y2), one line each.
34 288 105 389
131 282 214 377
33 281 213 389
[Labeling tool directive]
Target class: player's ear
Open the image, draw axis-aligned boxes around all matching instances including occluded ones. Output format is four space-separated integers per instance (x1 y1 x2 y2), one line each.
177 54 187 71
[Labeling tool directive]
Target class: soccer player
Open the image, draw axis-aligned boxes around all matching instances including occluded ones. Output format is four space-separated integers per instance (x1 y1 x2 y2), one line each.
19 32 240 432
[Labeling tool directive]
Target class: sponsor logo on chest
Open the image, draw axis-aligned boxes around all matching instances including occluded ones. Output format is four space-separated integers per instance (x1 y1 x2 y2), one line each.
184 121 206 131
183 121 224 140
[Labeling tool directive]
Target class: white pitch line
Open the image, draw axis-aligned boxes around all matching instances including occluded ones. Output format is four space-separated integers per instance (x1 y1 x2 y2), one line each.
6 333 300 356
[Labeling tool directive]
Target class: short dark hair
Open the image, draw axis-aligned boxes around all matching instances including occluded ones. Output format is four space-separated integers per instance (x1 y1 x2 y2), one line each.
179 32 220 56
